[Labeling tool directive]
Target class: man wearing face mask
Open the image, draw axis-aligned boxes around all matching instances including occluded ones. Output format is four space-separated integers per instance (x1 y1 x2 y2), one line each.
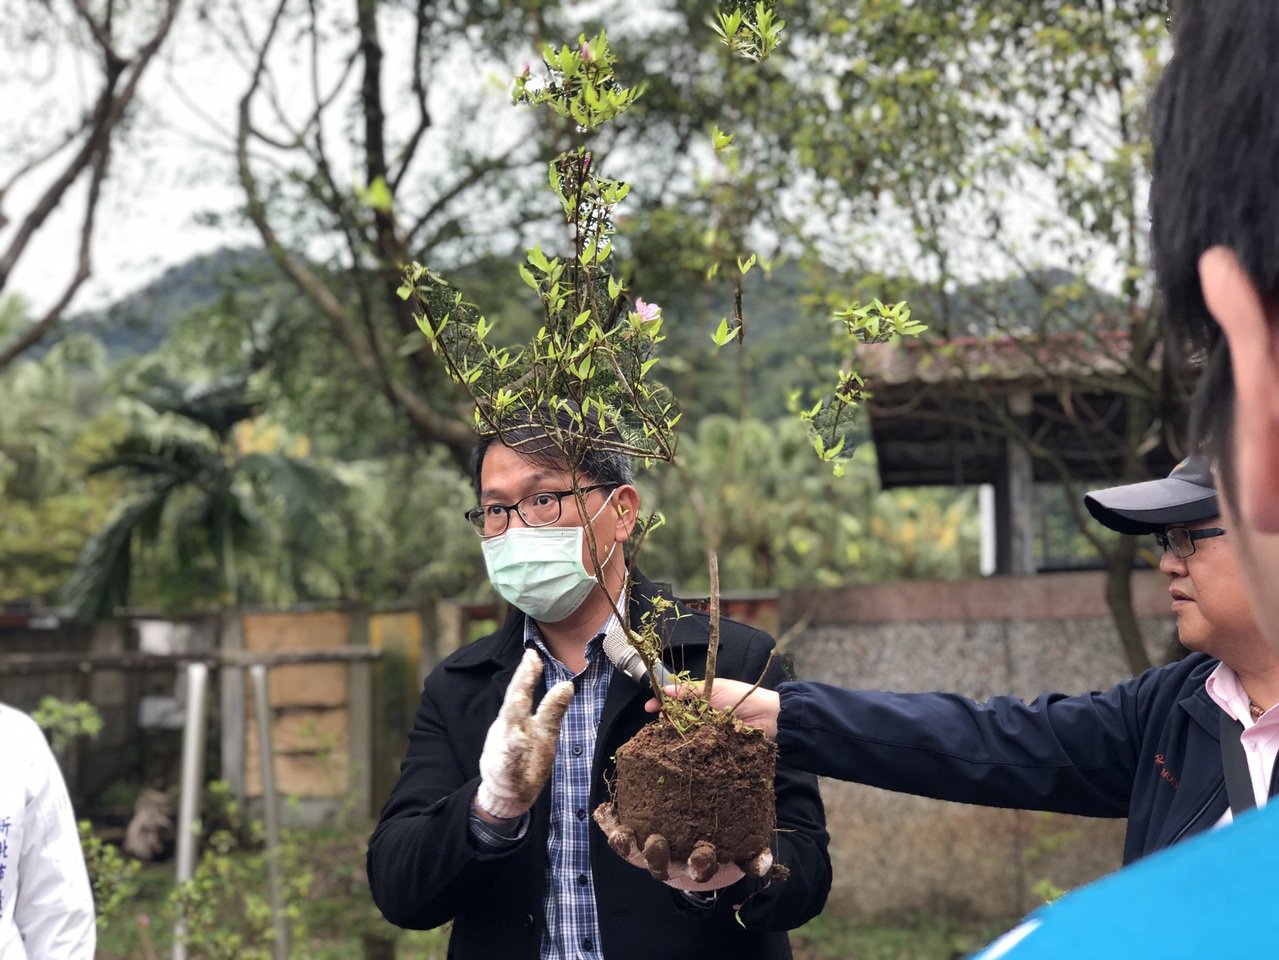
367 414 831 960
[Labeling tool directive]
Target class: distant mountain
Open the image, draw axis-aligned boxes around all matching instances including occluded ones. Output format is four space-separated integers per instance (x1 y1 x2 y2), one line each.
64 247 277 359
51 245 1123 428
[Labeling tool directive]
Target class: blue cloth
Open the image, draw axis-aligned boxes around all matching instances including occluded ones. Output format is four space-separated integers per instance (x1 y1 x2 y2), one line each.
971 801 1279 959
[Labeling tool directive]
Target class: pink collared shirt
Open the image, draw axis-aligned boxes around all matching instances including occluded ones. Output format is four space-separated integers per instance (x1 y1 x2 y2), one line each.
1205 663 1279 825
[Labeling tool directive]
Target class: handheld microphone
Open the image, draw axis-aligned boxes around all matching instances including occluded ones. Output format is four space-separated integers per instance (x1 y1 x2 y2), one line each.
602 621 676 689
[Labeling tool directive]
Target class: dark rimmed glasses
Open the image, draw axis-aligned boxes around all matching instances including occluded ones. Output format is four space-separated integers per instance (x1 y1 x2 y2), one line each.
1153 526 1226 559
465 483 614 538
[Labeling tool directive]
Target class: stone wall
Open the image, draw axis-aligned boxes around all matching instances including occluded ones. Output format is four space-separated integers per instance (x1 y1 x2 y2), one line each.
777 570 1177 921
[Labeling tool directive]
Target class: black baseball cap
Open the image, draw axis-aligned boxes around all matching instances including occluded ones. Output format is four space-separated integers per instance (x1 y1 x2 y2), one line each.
1084 455 1218 535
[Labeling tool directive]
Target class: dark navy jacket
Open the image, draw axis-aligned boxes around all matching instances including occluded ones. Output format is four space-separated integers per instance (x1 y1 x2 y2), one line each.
776 652 1226 864
368 574 831 960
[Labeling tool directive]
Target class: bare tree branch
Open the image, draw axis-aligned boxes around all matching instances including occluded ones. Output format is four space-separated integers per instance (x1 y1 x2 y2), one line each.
0 121 89 226
404 146 524 252
389 0 433 193
234 0 471 459
0 124 110 369
0 0 182 369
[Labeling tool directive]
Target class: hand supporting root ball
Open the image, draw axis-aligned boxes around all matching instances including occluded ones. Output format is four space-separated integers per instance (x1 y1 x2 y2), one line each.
593 802 775 891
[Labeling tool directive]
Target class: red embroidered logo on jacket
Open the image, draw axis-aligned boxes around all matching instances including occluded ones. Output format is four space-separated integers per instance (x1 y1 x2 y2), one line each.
1154 754 1180 789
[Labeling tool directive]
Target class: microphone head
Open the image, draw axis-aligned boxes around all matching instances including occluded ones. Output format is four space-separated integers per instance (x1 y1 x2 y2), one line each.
601 621 632 665
602 622 674 688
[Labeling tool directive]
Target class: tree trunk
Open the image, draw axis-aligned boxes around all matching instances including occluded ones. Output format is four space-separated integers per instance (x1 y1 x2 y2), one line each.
1104 539 1151 675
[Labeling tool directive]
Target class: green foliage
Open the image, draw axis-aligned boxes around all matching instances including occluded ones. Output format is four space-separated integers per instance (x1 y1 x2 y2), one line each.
78 821 140 928
512 32 645 131
1021 811 1082 906
91 808 452 960
792 912 1018 960
712 1 786 62
0 318 122 603
32 697 103 754
1031 877 1068 905
3 0 1180 643
404 31 682 472
169 827 311 960
796 299 924 474
640 416 979 591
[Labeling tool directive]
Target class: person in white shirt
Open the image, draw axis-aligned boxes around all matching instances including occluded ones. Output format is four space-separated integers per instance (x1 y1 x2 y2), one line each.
0 704 95 959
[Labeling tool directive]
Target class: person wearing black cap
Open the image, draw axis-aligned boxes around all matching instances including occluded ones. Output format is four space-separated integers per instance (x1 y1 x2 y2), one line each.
653 455 1279 864
1082 455 1217 535
1085 457 1279 722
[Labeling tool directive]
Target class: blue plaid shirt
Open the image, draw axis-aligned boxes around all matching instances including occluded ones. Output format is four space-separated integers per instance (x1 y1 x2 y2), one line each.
468 611 617 960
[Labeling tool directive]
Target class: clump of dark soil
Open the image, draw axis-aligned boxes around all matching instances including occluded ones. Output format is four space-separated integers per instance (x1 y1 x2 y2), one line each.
605 717 786 877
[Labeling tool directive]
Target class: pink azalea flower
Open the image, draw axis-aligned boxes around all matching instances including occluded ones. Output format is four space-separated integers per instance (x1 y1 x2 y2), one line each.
581 40 592 62
634 298 661 324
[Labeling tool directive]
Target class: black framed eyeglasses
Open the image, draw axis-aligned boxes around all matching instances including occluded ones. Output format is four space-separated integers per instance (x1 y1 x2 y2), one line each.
465 483 614 537
1153 526 1226 559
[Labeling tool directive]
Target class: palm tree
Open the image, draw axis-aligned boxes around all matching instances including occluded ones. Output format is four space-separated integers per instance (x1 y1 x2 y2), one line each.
64 370 347 618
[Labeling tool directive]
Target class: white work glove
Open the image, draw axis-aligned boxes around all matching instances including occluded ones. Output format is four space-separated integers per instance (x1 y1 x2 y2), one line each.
475 648 575 821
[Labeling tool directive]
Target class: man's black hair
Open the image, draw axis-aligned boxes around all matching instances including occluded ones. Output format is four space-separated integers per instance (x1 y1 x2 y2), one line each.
1149 0 1279 462
469 407 635 498
1151 0 1279 351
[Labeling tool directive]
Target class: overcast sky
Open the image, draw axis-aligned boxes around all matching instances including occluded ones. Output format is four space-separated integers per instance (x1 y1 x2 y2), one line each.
1 2 525 317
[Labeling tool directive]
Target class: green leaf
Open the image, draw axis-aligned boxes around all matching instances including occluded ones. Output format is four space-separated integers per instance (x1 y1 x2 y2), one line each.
711 317 736 347
356 176 393 213
415 311 450 343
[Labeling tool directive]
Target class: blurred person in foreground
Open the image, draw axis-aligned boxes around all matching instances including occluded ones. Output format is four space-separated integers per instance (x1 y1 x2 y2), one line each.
367 411 830 960
0 703 96 958
1150 0 1279 645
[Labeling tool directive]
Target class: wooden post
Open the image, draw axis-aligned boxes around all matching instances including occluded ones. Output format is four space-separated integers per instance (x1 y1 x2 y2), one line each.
433 600 465 668
347 607 373 821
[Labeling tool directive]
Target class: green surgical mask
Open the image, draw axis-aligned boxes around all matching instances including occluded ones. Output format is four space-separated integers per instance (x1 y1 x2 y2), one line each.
481 492 618 622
